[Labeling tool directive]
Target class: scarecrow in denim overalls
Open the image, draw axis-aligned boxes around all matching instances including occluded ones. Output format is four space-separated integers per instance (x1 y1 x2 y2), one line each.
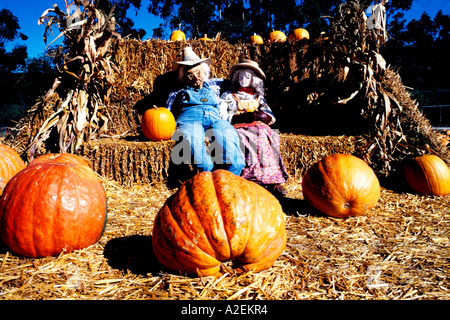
166 47 245 175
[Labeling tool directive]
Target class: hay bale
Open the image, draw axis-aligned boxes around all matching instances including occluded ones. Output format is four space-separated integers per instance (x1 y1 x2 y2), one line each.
382 69 450 167
111 38 251 93
78 138 175 186
279 134 367 179
77 134 367 186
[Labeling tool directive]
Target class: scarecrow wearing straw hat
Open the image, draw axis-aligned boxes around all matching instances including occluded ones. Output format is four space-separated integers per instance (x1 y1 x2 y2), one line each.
166 47 245 175
219 60 289 197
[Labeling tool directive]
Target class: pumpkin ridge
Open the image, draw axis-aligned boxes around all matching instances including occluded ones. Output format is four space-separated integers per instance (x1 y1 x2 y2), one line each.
10 165 44 257
33 164 55 257
188 173 231 260
317 161 348 214
158 202 220 271
425 157 442 194
236 181 255 258
49 166 62 254
69 164 82 251
211 174 233 259
42 164 68 256
241 182 258 258
235 182 258 264
236 182 285 268
211 171 255 259
169 189 217 257
50 164 75 254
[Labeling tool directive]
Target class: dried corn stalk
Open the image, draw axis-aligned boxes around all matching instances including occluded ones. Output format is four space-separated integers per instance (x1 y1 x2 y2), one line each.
324 0 407 176
332 2 405 176
25 0 120 159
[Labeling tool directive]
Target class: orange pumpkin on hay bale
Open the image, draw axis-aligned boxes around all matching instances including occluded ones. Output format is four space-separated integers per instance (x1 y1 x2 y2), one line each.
141 106 176 142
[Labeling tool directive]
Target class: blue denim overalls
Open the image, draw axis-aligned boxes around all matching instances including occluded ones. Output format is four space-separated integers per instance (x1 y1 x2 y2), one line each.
171 82 245 175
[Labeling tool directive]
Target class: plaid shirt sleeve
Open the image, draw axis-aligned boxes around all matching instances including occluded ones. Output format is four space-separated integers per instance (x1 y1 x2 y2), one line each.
206 78 226 97
165 91 178 111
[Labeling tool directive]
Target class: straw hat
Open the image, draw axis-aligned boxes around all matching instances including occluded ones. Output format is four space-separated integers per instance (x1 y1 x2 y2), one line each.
229 60 266 80
173 47 211 71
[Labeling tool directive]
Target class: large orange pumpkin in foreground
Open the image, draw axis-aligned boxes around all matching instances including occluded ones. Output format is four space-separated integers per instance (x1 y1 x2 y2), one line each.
141 106 176 141
302 154 381 218
28 152 90 167
0 144 26 195
403 154 450 196
152 170 287 276
0 154 107 257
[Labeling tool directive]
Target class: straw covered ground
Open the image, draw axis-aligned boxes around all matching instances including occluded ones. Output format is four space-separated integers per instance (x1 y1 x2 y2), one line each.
1 174 448 300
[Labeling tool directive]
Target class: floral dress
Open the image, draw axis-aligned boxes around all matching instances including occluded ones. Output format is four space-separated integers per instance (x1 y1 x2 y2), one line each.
219 90 289 185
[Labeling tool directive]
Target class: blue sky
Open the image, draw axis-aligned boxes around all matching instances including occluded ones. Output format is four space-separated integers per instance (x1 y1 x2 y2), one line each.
2 0 450 59
2 0 163 58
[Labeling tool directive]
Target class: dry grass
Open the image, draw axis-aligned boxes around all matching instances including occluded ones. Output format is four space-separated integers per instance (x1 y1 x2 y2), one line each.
1 176 448 300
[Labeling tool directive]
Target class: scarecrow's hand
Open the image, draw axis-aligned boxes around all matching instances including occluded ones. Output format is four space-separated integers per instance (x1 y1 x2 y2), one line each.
253 110 271 125
232 112 257 124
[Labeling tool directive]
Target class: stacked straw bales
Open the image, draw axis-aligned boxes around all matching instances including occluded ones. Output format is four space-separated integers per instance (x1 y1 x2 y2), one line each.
73 36 446 186
78 134 367 187
3 2 448 186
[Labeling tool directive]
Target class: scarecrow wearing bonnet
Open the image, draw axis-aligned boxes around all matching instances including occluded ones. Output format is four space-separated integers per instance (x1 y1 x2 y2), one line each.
166 47 245 176
220 60 289 197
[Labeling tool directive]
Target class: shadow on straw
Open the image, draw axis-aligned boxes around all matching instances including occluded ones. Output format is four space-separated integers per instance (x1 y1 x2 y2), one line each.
103 234 161 276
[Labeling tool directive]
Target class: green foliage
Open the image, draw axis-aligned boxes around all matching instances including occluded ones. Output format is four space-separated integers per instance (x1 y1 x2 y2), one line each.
147 0 342 41
146 0 416 42
0 9 28 73
96 0 147 39
0 9 27 46
382 10 450 92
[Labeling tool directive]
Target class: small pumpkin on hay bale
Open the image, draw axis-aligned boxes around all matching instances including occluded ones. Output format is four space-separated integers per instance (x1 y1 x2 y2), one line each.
140 106 176 142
